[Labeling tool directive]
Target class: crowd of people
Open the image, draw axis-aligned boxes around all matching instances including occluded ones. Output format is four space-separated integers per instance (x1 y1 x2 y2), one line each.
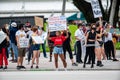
0 20 119 70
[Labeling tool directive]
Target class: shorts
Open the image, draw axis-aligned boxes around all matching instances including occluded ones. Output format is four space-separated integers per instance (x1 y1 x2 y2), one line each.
53 46 63 54
32 44 40 50
18 48 26 57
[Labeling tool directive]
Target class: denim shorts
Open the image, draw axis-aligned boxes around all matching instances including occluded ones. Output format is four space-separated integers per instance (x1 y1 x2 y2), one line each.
32 44 40 50
53 46 63 54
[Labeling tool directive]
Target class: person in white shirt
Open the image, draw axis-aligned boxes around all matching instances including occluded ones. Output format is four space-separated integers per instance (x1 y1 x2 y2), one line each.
16 24 27 70
40 27 47 58
104 32 118 61
75 23 85 63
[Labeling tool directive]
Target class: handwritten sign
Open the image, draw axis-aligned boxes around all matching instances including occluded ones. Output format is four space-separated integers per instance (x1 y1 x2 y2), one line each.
32 36 44 44
0 31 6 44
34 16 44 27
19 38 29 48
91 0 102 18
48 16 67 32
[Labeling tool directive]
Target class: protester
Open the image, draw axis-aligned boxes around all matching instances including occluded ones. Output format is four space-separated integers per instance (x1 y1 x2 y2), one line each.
0 27 9 69
83 24 96 68
95 23 104 67
75 23 85 63
31 26 40 69
9 22 18 63
48 31 56 62
104 32 119 61
40 27 47 58
48 31 68 71
62 28 78 66
26 23 33 65
16 24 27 70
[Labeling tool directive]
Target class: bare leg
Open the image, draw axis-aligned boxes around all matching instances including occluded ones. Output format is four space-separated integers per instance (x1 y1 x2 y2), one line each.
54 54 58 68
59 54 67 68
36 50 40 66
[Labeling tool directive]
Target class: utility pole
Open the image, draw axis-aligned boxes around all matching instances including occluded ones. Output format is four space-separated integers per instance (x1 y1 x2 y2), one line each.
61 0 66 16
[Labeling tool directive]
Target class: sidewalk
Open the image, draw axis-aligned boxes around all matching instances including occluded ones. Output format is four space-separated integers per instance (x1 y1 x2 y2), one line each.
1 50 120 71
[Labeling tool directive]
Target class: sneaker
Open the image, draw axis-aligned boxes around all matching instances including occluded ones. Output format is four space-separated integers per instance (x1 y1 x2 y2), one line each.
64 68 67 71
108 57 112 60
83 64 86 68
31 66 33 69
113 59 119 61
20 66 26 69
49 60 52 62
0 66 3 69
73 53 76 55
44 56 48 58
3 66 7 70
17 66 21 70
36 66 39 69
72 63 78 66
9 59 14 62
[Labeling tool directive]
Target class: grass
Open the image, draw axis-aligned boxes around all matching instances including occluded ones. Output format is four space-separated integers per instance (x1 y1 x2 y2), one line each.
115 42 120 50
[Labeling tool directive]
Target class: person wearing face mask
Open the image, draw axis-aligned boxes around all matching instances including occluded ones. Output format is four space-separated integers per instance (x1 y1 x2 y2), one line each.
83 24 97 68
16 24 27 70
26 23 33 65
75 23 85 64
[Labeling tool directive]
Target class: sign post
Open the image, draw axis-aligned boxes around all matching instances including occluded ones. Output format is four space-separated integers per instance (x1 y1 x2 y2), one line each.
91 0 102 18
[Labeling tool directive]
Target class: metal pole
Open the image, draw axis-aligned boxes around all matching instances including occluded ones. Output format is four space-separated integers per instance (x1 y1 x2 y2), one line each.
61 0 66 16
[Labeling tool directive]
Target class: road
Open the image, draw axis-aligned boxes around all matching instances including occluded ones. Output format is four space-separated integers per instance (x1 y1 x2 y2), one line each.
0 50 120 80
0 71 120 80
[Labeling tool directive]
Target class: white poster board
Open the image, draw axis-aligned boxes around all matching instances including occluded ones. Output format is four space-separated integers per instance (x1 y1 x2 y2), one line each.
19 38 29 48
32 36 44 44
0 31 6 44
41 32 47 43
48 16 67 32
91 0 102 18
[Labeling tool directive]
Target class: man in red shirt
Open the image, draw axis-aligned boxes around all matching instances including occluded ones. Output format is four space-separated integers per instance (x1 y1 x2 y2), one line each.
48 31 68 71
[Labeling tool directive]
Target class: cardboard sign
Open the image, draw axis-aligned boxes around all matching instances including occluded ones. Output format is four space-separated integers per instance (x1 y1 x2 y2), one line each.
34 16 43 27
91 0 102 18
0 31 6 44
32 36 44 44
19 38 29 48
48 16 67 32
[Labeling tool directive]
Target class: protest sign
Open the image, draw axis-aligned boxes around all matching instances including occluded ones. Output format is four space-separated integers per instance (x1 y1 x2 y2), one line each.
19 38 29 48
32 36 44 44
34 16 44 27
91 0 102 18
41 32 47 43
0 31 6 44
48 16 67 32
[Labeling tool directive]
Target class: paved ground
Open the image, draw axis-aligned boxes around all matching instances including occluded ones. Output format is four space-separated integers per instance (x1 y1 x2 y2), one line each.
0 50 120 71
